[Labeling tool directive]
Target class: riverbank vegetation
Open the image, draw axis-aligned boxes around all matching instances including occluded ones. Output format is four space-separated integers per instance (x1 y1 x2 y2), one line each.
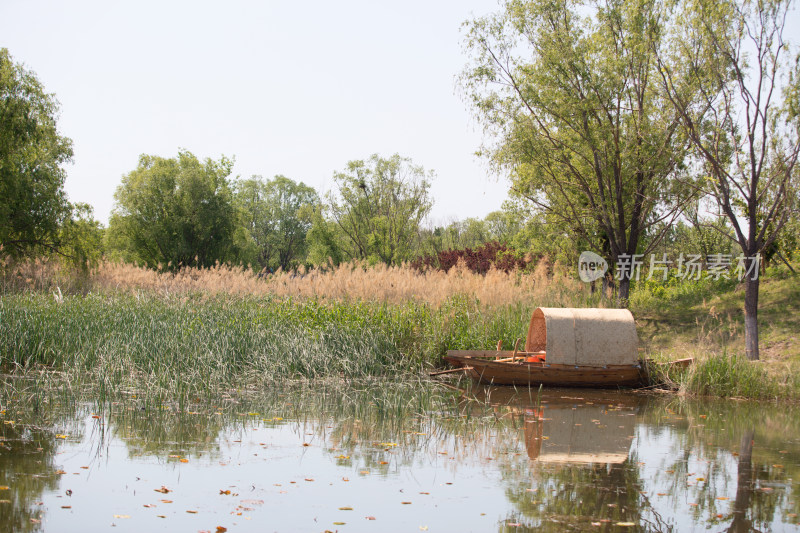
2 258 799 400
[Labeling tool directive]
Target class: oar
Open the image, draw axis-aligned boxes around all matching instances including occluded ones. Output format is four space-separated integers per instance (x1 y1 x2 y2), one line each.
429 367 474 377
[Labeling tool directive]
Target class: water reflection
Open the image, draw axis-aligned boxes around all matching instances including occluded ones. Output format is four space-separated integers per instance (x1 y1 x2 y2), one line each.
0 382 798 532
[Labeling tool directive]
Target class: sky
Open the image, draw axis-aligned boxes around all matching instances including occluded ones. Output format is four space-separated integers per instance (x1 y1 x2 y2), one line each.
0 0 510 227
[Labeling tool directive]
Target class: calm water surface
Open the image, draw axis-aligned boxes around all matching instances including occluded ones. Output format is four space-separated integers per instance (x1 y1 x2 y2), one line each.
1 382 798 532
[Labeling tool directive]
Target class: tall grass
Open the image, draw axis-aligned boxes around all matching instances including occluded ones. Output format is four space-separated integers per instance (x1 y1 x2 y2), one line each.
2 258 596 308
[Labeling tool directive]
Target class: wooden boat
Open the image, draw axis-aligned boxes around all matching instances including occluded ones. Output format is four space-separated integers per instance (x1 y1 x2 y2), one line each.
443 350 647 388
442 307 649 388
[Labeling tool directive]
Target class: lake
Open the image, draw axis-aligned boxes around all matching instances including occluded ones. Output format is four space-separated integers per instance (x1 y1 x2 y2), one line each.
1 381 798 532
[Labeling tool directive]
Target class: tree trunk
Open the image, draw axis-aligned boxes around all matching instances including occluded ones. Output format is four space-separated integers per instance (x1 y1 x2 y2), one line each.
617 277 631 308
744 275 759 361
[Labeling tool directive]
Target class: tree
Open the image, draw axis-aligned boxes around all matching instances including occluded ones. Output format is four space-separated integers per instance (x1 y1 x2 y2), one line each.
107 151 237 270
327 154 433 265
60 203 104 272
461 0 698 305
234 175 318 271
0 48 73 257
656 0 799 359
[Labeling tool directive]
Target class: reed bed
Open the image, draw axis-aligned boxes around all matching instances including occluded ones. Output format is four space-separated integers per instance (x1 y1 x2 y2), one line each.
2 258 591 308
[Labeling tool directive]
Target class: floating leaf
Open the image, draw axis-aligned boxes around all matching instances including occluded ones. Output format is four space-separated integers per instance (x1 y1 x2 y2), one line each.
160 499 173 504
168 455 181 459
401 501 412 505
0 487 8 491
616 522 635 527
717 497 729 501
219 490 231 495
186 510 198 514
339 507 353 511
179 459 189 463
55 470 67 475
113 514 130 519
143 504 156 508
333 522 346 526
55 434 67 439
365 516 376 520
61 505 71 509
216 528 227 533
154 486 172 494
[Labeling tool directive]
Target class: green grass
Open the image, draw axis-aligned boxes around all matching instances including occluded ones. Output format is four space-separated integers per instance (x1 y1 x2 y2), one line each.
0 292 529 396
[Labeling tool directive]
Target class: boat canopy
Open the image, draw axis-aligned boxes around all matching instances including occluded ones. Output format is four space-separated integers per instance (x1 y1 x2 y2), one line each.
525 308 639 366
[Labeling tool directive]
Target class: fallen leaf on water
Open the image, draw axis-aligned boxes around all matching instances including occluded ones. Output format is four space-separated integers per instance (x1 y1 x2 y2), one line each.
379 461 389 465
365 516 376 520
143 504 156 508
773 464 784 468
302 443 311 447
30 519 41 524
186 510 198 514
420 527 429 531
55 470 67 475
401 501 412 505
0 487 8 490
717 497 729 501
154 486 172 494
240 499 264 506
336 455 350 460
113 514 130 519
333 522 346 525
359 470 370 475
55 434 67 439
339 507 353 510
616 523 635 527
0 500 11 504
80 466 89 469
220 490 231 495
342 477 350 482
507 523 521 527
168 455 181 458
157 515 166 518
180 458 189 463
61 506 71 509
380 442 399 447
216 527 227 533
696 477 705 482
160 500 173 504
304 478 314 482
419 492 430 495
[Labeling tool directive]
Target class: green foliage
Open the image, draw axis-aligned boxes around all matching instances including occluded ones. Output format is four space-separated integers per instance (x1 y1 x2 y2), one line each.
234 175 318 271
461 0 698 303
327 154 433 265
0 48 73 257
107 151 238 270
59 203 104 272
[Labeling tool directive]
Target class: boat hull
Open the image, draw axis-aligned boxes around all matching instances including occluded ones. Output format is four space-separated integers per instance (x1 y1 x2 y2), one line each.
444 353 647 388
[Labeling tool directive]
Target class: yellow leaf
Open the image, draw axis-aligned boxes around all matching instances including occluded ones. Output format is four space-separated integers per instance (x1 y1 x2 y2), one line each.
339 506 353 510
616 522 636 527
113 514 130 519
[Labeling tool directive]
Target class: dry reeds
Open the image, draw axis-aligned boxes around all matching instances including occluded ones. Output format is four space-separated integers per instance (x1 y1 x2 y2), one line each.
4 258 590 308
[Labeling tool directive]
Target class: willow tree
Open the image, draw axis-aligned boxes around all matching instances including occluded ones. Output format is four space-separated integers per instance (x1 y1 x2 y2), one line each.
461 0 697 304
657 0 799 360
327 154 433 266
